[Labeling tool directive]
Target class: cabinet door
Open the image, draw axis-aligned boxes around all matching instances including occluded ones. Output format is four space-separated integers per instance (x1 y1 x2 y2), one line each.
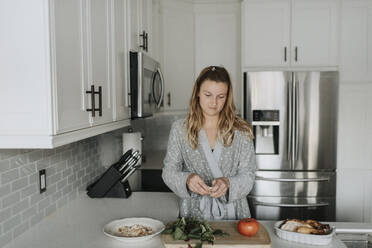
194 2 241 112
139 0 153 55
151 0 162 61
162 5 194 110
129 0 140 51
112 0 130 121
242 0 291 68
87 0 113 125
53 0 90 134
291 0 339 67
340 0 372 81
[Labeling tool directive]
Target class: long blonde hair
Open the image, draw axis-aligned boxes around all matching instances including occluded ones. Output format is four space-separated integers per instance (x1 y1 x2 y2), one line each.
183 66 254 149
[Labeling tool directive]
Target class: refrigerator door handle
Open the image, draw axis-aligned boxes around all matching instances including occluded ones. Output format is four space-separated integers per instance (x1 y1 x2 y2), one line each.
294 77 300 162
291 73 296 167
255 176 330 182
287 76 293 164
254 201 329 208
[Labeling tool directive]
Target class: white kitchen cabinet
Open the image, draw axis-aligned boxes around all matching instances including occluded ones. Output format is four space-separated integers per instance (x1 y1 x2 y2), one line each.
52 0 90 133
88 0 114 126
0 0 130 148
337 169 372 222
336 82 372 222
291 0 339 67
194 2 242 113
151 0 162 62
242 0 291 68
340 0 372 82
128 0 139 51
128 0 153 55
113 0 131 121
336 1 372 222
161 0 195 111
242 0 340 69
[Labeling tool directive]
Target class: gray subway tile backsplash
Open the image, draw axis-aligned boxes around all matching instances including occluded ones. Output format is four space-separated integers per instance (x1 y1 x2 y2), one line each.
1 169 19 185
3 215 21 233
0 114 184 246
2 192 20 209
0 127 125 247
0 209 11 223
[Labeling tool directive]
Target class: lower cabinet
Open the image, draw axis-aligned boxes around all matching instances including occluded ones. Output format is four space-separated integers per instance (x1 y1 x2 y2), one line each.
141 169 171 192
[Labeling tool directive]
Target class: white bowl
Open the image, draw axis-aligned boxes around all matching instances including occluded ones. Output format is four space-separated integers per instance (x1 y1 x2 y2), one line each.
103 217 165 242
274 220 335 245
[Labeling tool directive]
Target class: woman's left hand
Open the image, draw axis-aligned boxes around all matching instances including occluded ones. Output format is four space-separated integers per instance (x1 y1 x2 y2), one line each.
209 177 230 198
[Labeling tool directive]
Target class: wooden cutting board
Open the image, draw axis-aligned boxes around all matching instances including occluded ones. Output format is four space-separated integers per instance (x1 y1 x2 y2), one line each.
161 221 271 248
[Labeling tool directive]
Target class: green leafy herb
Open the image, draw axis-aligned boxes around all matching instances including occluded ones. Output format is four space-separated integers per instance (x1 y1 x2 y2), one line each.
162 217 229 248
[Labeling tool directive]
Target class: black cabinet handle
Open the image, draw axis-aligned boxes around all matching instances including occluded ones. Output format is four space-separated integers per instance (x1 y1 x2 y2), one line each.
167 92 171 107
140 31 146 51
145 32 148 52
284 47 287 62
295 46 298 62
86 85 96 117
98 86 102 116
86 85 102 117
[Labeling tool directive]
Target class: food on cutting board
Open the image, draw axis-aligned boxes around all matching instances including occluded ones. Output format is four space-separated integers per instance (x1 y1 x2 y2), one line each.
279 219 331 235
117 224 153 237
237 218 260 237
162 217 229 247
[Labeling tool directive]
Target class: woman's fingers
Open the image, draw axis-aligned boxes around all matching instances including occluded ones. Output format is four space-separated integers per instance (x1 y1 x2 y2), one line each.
187 173 210 195
187 175 229 197
210 185 226 198
198 180 210 194
209 178 228 198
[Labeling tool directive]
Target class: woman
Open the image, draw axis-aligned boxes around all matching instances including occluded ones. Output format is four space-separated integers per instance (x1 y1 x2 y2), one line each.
162 66 256 220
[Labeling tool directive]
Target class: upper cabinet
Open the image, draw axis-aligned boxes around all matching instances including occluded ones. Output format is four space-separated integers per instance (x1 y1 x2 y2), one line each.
113 0 131 121
129 0 154 56
52 0 90 133
242 0 291 68
291 0 339 67
242 0 340 70
0 0 130 148
340 0 372 82
87 0 114 126
194 1 242 113
161 0 195 111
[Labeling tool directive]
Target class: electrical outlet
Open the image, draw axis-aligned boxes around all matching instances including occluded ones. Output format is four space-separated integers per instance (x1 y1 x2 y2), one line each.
39 169 46 193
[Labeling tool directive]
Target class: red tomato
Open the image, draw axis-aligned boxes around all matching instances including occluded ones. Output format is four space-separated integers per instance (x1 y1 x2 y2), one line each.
237 218 259 236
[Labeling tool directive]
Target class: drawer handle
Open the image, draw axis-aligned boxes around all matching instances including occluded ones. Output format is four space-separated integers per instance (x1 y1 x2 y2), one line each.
255 176 330 182
254 201 329 208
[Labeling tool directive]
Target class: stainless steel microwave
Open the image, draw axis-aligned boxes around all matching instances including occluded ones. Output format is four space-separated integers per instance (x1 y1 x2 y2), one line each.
129 51 164 118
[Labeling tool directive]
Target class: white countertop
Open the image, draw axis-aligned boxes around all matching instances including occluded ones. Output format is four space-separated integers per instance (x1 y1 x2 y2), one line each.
4 191 372 248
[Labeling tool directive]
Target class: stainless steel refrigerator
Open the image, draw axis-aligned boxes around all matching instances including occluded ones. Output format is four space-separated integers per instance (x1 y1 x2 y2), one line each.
243 71 338 221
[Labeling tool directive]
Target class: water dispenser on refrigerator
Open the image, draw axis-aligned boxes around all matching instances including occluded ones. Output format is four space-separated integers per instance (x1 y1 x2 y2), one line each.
252 110 279 154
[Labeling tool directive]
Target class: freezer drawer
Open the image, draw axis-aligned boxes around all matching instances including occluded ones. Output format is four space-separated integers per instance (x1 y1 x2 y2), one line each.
248 196 335 221
250 171 336 197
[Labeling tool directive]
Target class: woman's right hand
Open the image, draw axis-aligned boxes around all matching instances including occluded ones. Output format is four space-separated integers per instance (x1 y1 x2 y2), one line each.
186 173 210 196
